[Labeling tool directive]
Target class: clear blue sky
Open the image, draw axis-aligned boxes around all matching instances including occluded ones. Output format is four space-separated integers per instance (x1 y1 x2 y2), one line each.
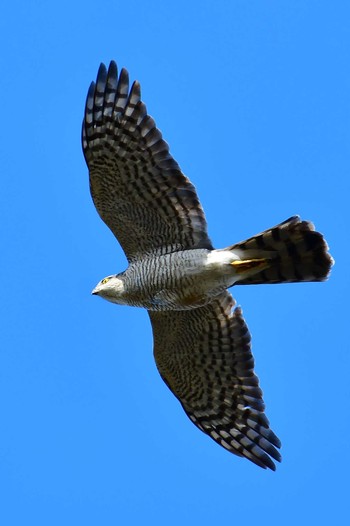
1 1 348 524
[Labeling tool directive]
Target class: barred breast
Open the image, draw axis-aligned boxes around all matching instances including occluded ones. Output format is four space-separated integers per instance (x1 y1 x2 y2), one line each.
122 249 231 310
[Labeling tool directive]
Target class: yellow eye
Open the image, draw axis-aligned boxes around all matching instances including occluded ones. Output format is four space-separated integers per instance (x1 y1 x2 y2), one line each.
101 277 110 285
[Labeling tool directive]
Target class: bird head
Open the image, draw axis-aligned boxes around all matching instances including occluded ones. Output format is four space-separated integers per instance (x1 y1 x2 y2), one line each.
91 274 126 304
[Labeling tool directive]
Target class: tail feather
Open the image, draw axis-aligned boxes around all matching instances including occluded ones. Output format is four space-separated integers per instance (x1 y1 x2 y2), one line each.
229 216 334 285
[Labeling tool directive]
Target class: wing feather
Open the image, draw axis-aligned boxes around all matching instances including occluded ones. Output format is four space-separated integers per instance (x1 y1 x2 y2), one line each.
82 61 213 261
149 292 281 470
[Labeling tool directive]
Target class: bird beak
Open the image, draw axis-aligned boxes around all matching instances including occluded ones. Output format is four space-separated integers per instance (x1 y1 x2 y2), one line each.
91 287 99 295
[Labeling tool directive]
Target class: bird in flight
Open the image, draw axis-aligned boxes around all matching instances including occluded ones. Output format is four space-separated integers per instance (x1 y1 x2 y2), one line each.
82 61 333 470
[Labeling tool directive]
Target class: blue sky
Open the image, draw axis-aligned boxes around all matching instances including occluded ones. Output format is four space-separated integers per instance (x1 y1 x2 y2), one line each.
1 1 348 524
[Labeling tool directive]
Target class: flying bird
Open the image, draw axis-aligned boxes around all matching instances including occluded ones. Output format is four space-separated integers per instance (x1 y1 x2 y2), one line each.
82 61 333 470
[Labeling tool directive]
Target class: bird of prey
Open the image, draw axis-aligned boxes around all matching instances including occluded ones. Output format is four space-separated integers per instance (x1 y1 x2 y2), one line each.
82 61 333 470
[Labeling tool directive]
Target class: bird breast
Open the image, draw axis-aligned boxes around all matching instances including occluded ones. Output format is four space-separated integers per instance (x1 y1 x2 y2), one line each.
122 249 234 311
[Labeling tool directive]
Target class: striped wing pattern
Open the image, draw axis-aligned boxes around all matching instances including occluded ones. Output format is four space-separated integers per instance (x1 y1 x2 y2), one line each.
149 292 281 470
82 61 213 262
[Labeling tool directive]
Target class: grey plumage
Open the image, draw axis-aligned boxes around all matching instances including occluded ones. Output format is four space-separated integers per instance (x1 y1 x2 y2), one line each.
149 293 281 470
83 61 333 470
230 216 332 285
83 61 212 262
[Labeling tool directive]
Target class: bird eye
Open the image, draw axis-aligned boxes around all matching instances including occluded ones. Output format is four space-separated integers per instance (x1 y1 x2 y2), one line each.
101 277 110 285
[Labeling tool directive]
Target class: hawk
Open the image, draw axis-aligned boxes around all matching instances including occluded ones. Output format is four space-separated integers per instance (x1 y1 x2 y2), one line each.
82 61 333 470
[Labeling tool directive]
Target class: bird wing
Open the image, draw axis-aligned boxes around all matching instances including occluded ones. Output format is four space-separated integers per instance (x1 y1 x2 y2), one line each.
82 61 213 262
149 291 281 470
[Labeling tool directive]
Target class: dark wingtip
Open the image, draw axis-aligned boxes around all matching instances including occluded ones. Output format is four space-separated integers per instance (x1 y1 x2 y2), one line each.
106 60 118 83
97 62 108 83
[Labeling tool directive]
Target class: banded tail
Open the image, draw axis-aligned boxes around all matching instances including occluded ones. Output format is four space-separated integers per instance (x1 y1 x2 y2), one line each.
229 216 334 285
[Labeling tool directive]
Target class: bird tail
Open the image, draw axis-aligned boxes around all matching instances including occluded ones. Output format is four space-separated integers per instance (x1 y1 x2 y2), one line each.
227 216 334 285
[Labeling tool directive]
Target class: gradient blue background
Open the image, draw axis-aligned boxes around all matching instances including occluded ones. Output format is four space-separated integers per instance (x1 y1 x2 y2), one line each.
1 1 348 524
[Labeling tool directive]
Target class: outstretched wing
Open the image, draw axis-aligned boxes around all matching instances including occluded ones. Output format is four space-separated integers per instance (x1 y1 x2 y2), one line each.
149 292 281 470
82 61 213 262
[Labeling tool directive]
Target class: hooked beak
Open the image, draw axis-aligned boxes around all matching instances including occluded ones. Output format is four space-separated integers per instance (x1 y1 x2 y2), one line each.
91 286 99 295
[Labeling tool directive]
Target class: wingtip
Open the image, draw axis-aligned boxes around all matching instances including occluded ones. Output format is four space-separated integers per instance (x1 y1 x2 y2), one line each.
97 62 108 82
109 59 117 71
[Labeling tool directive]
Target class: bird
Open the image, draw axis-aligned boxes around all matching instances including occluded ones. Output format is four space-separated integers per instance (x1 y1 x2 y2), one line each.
82 60 333 470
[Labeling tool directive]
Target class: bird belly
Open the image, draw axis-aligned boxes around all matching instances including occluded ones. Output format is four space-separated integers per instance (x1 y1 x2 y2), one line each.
124 250 236 311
